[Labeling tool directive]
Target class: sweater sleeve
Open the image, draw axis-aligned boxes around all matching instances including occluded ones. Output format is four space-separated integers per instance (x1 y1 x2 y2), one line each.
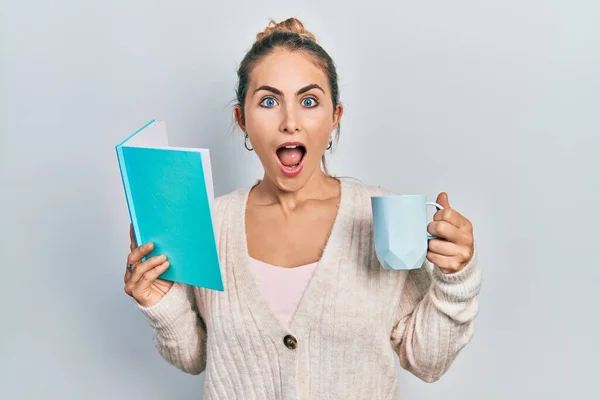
390 248 481 383
136 282 207 375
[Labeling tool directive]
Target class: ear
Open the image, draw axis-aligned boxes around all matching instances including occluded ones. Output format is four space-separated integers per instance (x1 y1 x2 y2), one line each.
332 103 344 129
233 104 245 131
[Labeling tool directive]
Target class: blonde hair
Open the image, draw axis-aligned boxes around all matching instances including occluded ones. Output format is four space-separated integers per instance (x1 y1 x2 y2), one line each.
255 18 318 42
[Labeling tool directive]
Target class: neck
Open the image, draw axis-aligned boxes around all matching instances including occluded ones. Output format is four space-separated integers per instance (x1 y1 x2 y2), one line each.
252 168 340 211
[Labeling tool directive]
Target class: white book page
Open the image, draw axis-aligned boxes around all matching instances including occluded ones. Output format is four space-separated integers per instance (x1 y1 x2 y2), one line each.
199 149 216 221
126 120 170 148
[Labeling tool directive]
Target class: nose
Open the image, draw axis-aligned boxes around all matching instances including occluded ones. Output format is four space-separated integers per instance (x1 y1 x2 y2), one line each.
279 103 301 134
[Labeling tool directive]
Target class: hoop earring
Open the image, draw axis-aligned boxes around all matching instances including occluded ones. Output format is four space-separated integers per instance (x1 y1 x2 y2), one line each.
326 137 333 151
244 132 253 151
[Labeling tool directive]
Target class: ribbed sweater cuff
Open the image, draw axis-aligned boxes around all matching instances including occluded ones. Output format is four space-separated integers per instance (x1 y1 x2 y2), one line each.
431 247 481 303
135 283 192 330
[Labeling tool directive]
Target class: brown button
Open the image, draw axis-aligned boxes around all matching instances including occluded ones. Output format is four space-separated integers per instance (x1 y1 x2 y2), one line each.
283 334 297 350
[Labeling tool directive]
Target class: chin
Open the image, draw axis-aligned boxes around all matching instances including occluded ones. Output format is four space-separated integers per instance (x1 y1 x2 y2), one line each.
270 171 310 193
268 160 320 193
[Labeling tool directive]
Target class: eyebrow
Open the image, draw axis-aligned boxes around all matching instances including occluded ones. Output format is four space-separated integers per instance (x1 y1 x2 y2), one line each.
253 84 325 96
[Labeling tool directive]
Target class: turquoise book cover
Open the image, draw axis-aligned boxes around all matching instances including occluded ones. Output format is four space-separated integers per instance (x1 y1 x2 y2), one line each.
115 120 223 291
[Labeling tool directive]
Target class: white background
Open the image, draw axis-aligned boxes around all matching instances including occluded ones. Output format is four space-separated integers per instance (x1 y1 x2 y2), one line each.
1 0 598 398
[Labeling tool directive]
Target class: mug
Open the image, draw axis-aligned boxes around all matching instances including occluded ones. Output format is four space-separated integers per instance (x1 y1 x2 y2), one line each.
371 194 444 270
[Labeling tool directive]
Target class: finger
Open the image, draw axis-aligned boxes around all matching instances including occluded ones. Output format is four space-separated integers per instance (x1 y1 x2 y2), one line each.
429 239 473 261
125 255 164 294
426 251 462 273
127 242 154 266
129 224 137 251
128 254 167 284
138 261 170 287
427 239 462 257
427 220 462 242
123 259 137 284
433 208 467 229
436 192 450 209
130 261 170 299
124 263 132 283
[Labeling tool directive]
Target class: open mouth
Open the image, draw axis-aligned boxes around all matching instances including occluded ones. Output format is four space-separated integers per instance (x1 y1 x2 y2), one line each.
276 142 306 177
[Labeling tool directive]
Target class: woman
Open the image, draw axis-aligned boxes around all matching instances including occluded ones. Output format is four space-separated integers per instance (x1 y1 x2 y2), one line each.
123 18 481 399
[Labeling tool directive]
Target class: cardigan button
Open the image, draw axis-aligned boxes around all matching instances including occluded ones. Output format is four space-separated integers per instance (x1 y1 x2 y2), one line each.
283 335 297 350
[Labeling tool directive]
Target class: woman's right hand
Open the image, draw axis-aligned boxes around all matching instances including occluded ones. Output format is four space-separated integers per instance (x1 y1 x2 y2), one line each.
124 224 173 308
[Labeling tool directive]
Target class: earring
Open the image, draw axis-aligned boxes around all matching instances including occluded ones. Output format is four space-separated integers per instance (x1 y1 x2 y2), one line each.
326 137 333 151
244 132 253 151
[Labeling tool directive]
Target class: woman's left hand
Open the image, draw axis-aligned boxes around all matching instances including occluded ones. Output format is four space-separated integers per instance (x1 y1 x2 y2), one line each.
426 192 475 274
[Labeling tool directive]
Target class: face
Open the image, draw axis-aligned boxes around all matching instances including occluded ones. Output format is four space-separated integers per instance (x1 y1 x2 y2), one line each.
235 49 343 192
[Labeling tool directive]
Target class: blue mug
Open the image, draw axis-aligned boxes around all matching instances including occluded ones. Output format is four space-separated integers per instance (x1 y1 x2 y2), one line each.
371 194 444 270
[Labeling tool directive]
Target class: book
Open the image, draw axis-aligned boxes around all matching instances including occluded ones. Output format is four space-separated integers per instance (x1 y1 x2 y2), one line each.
115 119 223 291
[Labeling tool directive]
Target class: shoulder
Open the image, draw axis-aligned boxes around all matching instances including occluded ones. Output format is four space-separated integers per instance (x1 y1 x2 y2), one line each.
214 189 238 211
213 186 247 217
337 178 399 227
212 180 260 218
339 177 398 199
209 186 250 239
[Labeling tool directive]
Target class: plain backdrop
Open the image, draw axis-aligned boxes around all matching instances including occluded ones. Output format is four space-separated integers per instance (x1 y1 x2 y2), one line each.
1 0 599 399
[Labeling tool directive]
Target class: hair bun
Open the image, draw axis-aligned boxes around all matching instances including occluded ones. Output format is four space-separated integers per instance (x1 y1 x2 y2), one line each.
256 17 317 42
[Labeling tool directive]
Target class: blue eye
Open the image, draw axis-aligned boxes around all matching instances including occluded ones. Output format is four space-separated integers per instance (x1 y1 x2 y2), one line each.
302 97 317 107
261 97 277 107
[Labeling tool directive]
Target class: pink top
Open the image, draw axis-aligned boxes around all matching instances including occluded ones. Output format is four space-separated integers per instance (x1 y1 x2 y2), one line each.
248 257 318 328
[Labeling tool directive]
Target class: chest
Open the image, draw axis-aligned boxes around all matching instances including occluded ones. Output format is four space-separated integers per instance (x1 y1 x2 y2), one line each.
198 185 406 347
245 199 339 268
200 252 403 348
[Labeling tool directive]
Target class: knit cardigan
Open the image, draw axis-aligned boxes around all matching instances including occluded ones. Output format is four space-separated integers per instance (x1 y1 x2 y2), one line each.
137 179 482 399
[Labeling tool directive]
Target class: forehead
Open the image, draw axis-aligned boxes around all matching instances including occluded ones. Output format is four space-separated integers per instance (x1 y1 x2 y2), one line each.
249 49 329 92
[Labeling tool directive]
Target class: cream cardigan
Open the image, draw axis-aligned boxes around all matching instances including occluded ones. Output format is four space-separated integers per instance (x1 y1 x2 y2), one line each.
137 179 481 399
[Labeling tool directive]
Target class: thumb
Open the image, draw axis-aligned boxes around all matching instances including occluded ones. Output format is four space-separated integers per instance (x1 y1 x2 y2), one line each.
436 192 451 208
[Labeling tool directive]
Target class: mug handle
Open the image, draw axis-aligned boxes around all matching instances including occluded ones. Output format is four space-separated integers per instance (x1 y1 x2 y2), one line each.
426 201 444 240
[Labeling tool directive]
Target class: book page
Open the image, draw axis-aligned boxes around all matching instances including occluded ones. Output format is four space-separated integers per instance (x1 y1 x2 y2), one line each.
127 120 169 148
199 149 216 218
